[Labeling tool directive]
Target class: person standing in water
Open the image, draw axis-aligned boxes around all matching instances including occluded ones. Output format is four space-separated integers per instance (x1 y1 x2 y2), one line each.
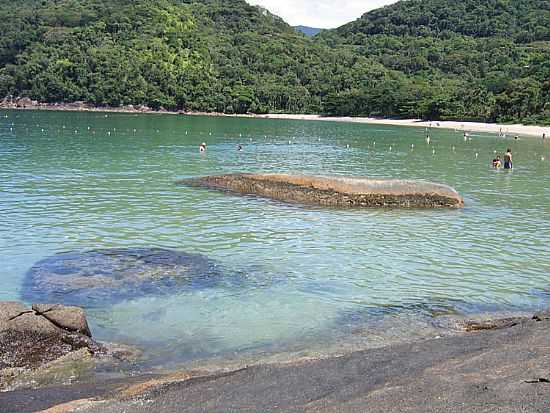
504 148 513 169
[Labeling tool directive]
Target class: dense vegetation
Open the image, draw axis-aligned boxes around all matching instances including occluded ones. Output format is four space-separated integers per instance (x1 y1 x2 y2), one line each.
0 0 549 124
319 0 550 124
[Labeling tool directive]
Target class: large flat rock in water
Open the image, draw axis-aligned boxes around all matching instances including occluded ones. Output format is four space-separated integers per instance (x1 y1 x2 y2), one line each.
180 174 464 208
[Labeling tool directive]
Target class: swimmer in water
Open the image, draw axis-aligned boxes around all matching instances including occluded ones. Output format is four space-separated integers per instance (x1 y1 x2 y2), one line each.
199 142 207 153
504 148 513 169
237 144 243 151
492 155 502 169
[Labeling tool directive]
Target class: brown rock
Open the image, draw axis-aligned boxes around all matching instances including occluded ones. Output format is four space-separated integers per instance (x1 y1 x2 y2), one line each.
32 304 91 337
0 301 29 323
180 173 465 209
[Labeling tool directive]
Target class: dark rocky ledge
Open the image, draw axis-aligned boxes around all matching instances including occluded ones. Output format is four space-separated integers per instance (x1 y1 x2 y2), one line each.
3 311 549 413
179 174 464 208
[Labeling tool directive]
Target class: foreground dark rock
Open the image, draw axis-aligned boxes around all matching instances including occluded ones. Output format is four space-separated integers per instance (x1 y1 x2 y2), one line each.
0 301 103 392
180 174 464 208
22 248 235 307
4 312 549 413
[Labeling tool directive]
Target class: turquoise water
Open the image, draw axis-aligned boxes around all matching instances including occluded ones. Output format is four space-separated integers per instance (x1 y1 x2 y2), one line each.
1 110 550 367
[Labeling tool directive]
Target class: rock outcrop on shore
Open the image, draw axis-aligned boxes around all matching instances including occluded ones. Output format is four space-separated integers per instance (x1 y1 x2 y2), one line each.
180 174 465 208
0 97 152 113
0 301 102 391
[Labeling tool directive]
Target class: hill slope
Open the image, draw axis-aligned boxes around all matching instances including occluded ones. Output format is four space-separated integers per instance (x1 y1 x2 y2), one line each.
0 0 548 124
294 26 323 37
0 0 384 114
317 0 550 123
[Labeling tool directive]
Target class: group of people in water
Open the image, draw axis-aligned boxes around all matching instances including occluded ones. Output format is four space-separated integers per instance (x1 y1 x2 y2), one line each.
200 142 243 153
492 148 513 169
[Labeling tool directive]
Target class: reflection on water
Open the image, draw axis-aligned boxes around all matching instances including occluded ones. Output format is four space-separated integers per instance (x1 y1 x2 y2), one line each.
1 110 549 369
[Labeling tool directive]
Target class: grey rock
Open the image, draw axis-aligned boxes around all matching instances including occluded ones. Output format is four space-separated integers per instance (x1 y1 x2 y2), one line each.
533 310 550 321
32 304 91 337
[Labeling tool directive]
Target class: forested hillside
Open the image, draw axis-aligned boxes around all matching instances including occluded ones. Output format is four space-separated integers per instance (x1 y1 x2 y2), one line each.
0 0 549 124
318 0 550 123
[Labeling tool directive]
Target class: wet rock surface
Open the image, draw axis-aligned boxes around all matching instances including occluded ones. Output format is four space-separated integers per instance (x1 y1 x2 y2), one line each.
180 173 465 208
22 248 234 307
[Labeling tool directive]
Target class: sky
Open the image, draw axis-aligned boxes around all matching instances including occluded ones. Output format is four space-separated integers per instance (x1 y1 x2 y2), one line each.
246 0 398 29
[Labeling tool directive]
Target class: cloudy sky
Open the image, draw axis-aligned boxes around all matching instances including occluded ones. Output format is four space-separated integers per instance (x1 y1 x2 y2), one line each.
246 0 398 29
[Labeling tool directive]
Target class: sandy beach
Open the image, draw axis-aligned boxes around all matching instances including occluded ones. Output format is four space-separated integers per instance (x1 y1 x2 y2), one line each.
252 114 550 139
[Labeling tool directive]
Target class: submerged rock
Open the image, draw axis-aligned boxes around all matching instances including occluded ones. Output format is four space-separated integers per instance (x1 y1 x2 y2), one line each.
22 248 231 307
179 173 464 208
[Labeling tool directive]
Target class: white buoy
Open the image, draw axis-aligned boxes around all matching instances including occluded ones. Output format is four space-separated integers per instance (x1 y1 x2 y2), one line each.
347 144 350 149
289 140 292 145
87 126 91 130
389 145 392 151
41 128 44 132
541 156 545 161
432 148 436 155
411 144 414 149
475 153 479 159
185 131 188 135
209 132 212 136
239 133 242 137
107 131 111 136
74 130 78 134
452 146 456 152
373 141 376 146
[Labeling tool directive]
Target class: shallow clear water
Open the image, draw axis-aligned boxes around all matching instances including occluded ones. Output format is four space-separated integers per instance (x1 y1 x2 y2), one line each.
1 110 550 368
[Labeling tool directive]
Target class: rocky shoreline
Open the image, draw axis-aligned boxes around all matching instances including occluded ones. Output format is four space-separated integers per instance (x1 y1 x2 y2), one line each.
1 310 549 413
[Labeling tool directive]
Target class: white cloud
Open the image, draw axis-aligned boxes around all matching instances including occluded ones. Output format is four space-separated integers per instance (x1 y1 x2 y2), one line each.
246 0 398 29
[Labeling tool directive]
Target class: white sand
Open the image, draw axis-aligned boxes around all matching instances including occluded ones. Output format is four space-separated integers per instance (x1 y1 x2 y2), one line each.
250 114 549 138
